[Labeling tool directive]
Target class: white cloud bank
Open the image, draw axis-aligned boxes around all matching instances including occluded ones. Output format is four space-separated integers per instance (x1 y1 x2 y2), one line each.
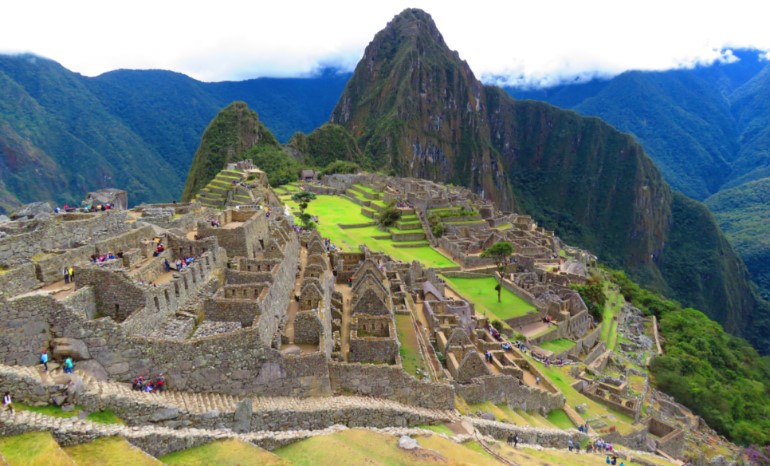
2 0 769 87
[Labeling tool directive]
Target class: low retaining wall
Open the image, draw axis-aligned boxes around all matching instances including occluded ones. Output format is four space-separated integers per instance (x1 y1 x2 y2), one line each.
328 362 454 410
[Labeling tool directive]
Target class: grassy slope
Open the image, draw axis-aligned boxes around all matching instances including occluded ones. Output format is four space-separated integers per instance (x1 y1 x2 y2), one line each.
64 437 161 466
0 431 75 466
161 439 288 466
284 194 456 268
442 276 535 320
274 428 500 465
538 338 576 354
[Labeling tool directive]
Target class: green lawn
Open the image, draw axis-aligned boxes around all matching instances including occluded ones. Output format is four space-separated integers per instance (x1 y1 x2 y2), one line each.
395 314 429 378
545 408 575 429
601 282 624 350
352 184 380 195
285 195 456 268
442 276 535 320
0 431 74 466
537 338 576 354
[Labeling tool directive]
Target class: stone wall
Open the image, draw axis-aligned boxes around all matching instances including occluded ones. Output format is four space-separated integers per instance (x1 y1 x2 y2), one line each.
0 211 131 268
454 375 565 411
0 263 40 298
196 210 266 260
0 296 53 365
328 362 454 410
293 310 323 344
203 298 259 327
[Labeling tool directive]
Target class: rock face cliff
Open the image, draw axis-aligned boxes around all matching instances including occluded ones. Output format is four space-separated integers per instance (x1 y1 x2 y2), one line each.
331 8 770 351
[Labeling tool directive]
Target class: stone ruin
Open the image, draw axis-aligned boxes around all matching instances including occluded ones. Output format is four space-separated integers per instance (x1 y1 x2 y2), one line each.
0 165 720 463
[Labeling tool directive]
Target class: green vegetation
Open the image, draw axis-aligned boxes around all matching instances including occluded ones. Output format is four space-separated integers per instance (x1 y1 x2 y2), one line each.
243 144 300 187
395 314 428 378
377 201 402 227
161 439 288 465
545 408 575 429
480 241 514 303
571 277 606 321
0 431 74 466
86 409 124 425
320 160 360 176
537 338 576 355
706 176 770 301
292 191 317 229
609 268 770 445
64 436 161 465
289 123 364 168
442 276 535 320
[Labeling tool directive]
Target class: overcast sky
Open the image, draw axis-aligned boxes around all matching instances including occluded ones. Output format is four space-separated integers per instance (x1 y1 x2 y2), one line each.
2 0 769 87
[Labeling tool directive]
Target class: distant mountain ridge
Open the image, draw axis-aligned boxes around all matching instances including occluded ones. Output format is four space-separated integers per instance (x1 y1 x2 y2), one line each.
505 50 770 305
329 8 770 352
0 54 350 211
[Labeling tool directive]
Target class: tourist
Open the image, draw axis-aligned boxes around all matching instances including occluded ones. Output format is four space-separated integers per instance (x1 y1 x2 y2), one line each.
536 376 540 385
2 392 13 414
63 267 70 284
68 266 74 283
63 357 74 374
568 438 573 452
513 434 519 447
164 259 171 273
40 349 48 372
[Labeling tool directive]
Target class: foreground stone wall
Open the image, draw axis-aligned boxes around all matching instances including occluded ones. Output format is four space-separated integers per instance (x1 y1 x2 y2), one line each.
328 362 454 410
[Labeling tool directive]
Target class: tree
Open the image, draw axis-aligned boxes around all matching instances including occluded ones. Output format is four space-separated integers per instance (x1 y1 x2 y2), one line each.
292 191 317 229
378 202 402 227
481 241 514 303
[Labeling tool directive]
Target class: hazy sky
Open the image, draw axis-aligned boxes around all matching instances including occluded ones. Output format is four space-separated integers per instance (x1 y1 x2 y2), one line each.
3 0 769 87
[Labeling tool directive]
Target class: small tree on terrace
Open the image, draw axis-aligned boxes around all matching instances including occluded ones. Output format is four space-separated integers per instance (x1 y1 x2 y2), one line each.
292 191 317 229
481 241 514 303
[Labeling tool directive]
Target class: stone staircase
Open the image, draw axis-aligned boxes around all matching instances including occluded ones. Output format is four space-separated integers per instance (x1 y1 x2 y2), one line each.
1 363 453 431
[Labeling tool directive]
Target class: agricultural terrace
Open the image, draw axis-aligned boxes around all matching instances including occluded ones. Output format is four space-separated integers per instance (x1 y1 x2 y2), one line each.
394 313 430 378
537 338 576 355
441 276 536 321
281 193 457 269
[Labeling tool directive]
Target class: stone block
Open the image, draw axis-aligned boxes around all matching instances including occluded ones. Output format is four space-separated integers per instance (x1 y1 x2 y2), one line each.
51 338 91 360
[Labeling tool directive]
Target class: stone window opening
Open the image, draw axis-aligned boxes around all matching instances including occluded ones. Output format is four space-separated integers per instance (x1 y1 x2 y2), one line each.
174 282 180 297
164 289 170 305
154 296 160 311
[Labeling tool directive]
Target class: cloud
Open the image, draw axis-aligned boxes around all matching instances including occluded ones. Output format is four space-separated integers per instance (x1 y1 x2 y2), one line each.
1 0 769 86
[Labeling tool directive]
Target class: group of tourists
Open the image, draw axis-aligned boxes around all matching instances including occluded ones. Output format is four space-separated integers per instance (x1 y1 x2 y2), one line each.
132 374 166 393
152 242 165 257
174 256 196 272
89 251 122 263
38 349 72 374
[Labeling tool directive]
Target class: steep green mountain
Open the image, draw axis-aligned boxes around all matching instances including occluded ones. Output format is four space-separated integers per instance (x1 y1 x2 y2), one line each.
706 177 770 301
288 123 364 168
331 9 514 210
505 52 770 305
182 102 280 200
0 55 180 208
0 54 349 211
505 51 768 201
330 8 770 352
